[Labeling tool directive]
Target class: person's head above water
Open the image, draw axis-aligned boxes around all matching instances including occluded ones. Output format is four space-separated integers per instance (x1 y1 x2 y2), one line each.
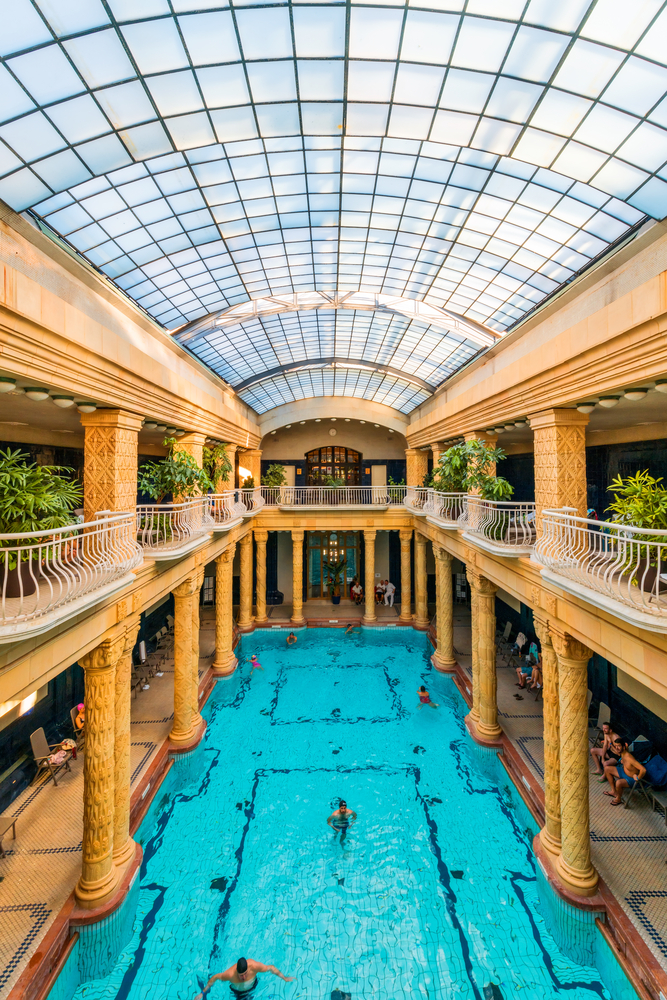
250 655 257 660
236 958 248 976
419 686 426 692
339 799 347 810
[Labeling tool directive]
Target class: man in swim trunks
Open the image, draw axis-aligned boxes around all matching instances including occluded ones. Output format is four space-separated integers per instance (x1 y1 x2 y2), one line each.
196 956 294 999
327 799 357 842
603 739 646 805
417 685 438 709
286 632 297 645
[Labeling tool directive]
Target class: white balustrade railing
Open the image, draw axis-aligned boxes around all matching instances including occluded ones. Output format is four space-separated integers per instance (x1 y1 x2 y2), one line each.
276 486 399 507
0 513 141 630
404 487 430 512
136 498 214 555
460 496 536 551
419 489 467 524
239 488 265 514
209 491 245 525
535 508 667 619
261 487 281 507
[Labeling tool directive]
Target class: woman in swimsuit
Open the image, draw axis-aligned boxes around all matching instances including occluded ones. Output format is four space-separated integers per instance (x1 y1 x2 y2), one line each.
249 655 263 674
417 685 438 709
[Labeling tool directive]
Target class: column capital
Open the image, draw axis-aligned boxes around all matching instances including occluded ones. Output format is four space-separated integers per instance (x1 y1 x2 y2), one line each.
532 615 553 648
217 543 236 565
122 614 141 654
254 529 269 543
239 531 253 547
244 448 262 458
173 574 200 599
550 629 592 663
79 408 144 432
399 528 413 544
291 529 305 543
415 531 428 546
178 431 207 448
528 408 590 431
363 528 376 542
464 430 497 444
467 568 497 597
404 447 421 456
81 634 125 671
433 544 451 564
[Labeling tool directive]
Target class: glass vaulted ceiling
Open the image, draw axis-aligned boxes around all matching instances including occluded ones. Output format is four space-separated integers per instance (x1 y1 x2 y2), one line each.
2 1 667 413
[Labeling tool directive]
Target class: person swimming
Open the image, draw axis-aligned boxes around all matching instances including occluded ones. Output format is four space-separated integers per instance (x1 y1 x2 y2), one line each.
417 685 438 710
195 957 294 999
327 799 357 842
249 655 263 674
286 632 297 645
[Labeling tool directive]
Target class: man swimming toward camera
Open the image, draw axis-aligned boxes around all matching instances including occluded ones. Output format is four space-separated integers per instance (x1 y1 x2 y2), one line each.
195 957 294 998
327 800 357 842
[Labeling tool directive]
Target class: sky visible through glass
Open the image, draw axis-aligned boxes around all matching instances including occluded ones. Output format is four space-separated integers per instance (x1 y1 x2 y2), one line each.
2 0 667 411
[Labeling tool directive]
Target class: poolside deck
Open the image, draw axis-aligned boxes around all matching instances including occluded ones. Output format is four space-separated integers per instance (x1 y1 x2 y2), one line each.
453 608 667 975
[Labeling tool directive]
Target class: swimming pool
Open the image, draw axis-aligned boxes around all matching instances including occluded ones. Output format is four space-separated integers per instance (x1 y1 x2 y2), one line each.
73 628 611 1000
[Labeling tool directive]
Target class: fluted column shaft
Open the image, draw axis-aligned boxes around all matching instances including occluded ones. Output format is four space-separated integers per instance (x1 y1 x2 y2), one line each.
399 528 412 622
534 617 561 858
113 618 140 868
552 632 597 895
238 533 254 631
213 544 236 673
362 529 377 624
414 533 429 629
473 573 501 740
169 576 197 744
77 634 124 906
191 567 204 729
254 530 268 623
466 566 480 721
433 547 455 670
291 530 306 625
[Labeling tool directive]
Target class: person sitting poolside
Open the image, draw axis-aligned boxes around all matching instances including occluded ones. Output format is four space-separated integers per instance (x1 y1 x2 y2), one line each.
515 654 535 689
351 581 363 605
590 722 619 777
286 632 297 645
375 580 386 604
74 703 85 730
196 956 294 999
528 657 542 691
603 739 645 806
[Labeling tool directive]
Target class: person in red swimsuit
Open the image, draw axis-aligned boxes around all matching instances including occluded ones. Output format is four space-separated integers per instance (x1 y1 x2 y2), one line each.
417 685 439 710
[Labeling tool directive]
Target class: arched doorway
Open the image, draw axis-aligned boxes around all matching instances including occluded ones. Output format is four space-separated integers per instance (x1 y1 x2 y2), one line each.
306 447 361 485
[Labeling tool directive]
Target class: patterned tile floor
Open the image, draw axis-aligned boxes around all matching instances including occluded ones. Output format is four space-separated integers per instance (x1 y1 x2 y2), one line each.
0 608 216 1000
453 610 667 973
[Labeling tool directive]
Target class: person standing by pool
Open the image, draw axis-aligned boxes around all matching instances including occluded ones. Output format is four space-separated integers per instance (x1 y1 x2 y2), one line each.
249 655 263 674
417 685 438 709
327 799 357 842
195 957 295 998
286 632 297 645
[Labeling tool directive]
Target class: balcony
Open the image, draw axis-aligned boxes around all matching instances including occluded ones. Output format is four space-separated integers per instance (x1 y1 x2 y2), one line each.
0 513 141 642
460 497 536 556
262 485 407 509
136 498 214 560
535 508 667 632
239 488 266 516
209 492 247 530
421 489 467 528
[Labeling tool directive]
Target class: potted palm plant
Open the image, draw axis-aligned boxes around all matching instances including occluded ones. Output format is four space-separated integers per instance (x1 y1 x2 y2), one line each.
323 556 346 605
0 447 82 597
138 437 212 503
203 442 233 492
605 470 667 591
261 463 289 502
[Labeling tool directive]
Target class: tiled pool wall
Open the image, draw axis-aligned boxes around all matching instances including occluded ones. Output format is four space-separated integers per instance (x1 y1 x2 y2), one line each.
47 663 640 1000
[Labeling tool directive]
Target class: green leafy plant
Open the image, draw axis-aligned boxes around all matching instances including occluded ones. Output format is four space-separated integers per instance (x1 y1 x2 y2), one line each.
606 470 667 530
323 556 347 598
138 437 212 503
431 440 513 500
261 464 288 487
203 443 233 490
388 475 406 486
0 447 82 536
241 475 255 489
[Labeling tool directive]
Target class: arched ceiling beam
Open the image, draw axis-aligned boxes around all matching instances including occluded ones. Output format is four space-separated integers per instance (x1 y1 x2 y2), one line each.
233 356 434 392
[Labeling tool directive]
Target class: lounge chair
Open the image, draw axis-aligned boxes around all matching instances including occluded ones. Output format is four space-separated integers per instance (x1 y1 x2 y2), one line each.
30 728 73 786
588 701 611 746
624 754 667 810
0 816 17 858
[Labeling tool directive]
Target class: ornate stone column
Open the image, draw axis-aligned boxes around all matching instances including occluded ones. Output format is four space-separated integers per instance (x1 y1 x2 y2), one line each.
552 630 598 896
433 546 455 670
472 572 501 740
213 544 237 673
465 564 480 722
534 617 561 859
528 408 589 531
169 576 196 744
405 448 428 486
237 533 254 631
254 530 268 624
399 528 413 622
221 443 237 490
80 409 143 522
177 431 207 469
430 443 441 469
414 532 429 629
291 530 306 626
464 430 498 481
362 529 377 624
191 567 205 730
243 449 262 486
76 634 125 906
113 617 140 869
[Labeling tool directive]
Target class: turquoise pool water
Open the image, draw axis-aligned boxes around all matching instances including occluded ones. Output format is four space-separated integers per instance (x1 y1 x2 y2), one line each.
74 629 610 1000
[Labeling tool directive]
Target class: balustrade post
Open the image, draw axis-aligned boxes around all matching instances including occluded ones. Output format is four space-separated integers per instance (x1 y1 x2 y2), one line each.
80 410 143 522
76 634 125 907
238 533 254 631
433 546 455 670
291 530 306 626
254 529 269 624
534 617 561 859
399 528 413 623
113 616 141 869
169 575 197 744
552 630 598 896
191 567 205 729
213 544 237 673
362 529 377 624
414 533 429 629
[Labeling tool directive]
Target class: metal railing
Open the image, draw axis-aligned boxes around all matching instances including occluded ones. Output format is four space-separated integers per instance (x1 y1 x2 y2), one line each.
272 486 402 507
535 508 667 619
239 488 265 514
209 491 245 526
421 489 468 524
136 498 214 555
0 513 141 628
404 487 430 512
460 497 536 551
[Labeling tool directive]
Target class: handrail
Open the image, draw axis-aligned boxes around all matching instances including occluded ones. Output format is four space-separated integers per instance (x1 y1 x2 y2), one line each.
420 489 467 524
535 507 667 618
461 496 536 550
136 498 214 554
209 491 245 524
273 486 405 506
239 487 265 514
0 513 141 626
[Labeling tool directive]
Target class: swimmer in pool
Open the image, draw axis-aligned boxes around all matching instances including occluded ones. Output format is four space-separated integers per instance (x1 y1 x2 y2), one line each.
344 623 359 635
249 655 263 674
286 632 297 645
417 685 439 709
195 957 294 999
327 799 357 843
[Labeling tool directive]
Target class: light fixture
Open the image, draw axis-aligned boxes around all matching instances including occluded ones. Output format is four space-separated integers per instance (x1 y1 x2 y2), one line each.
389 429 394 434
624 388 649 401
270 430 276 434
144 421 158 430
52 396 75 409
598 396 620 408
576 403 596 414
331 417 336 422
486 428 495 434
299 420 306 425
514 419 527 427
655 380 667 394
0 377 16 393
175 429 185 437
494 426 505 433
157 424 167 431
504 423 515 430
360 420 365 424
77 402 97 413
374 423 380 427
25 388 49 401
286 424 292 428
166 426 177 434
315 418 321 422
344 418 350 422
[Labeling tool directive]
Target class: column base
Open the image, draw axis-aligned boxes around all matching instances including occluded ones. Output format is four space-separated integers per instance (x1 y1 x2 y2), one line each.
361 615 377 625
432 651 456 672
465 712 504 748
290 616 306 627
539 825 562 860
399 612 413 623
212 653 238 675
237 621 255 633
556 853 599 897
113 836 136 869
168 724 196 745
192 710 204 729
476 718 503 741
75 865 119 909
254 615 269 624
414 618 430 631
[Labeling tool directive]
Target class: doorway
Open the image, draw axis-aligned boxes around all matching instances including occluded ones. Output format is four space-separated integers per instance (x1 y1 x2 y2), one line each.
307 531 360 599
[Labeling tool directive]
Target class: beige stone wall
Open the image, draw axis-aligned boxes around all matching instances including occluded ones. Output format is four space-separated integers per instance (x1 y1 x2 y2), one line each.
261 422 406 460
